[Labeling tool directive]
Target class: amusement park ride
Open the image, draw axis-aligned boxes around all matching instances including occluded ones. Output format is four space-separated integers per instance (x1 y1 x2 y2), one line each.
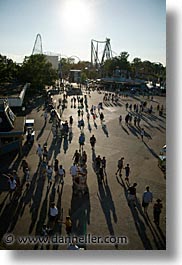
91 38 113 68
32 33 43 55
32 34 113 68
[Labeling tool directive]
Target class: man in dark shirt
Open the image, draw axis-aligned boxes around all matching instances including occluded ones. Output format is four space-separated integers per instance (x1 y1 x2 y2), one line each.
90 135 96 149
128 183 137 206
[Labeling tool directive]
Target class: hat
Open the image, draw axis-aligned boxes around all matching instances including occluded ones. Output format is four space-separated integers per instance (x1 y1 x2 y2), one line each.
156 199 161 202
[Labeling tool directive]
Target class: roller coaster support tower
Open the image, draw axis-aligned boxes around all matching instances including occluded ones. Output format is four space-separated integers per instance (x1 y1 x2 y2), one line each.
91 38 112 68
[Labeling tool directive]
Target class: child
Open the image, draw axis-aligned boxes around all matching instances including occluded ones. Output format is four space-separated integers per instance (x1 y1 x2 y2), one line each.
124 164 130 182
62 216 72 235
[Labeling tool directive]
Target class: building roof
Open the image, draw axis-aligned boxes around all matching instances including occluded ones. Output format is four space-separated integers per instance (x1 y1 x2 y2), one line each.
0 82 24 97
0 100 24 135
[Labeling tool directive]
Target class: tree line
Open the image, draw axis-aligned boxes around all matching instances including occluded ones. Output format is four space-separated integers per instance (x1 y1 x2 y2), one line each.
0 54 58 95
61 52 166 85
0 51 166 95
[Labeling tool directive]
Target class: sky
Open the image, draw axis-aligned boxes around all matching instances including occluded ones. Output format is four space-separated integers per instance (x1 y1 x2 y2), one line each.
0 0 166 65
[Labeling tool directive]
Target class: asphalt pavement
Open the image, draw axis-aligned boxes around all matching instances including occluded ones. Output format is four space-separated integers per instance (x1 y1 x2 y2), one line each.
0 87 166 250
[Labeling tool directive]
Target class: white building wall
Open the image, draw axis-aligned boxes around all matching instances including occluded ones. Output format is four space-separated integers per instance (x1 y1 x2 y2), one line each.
45 55 58 70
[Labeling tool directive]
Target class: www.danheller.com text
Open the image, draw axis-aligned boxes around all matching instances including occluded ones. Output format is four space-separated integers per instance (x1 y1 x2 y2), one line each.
3 233 128 245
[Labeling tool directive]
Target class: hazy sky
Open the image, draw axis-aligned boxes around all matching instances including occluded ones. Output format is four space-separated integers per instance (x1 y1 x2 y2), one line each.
0 0 166 65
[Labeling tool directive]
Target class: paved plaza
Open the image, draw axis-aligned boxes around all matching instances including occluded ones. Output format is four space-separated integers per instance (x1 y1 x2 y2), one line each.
0 88 166 250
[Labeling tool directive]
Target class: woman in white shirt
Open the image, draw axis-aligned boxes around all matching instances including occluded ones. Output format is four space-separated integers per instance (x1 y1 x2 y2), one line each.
49 202 58 224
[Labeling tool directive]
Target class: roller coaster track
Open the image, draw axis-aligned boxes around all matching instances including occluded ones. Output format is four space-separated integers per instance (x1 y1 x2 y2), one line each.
32 33 43 55
91 38 112 68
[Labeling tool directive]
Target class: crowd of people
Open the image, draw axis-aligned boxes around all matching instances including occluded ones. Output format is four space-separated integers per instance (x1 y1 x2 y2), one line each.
3 85 164 250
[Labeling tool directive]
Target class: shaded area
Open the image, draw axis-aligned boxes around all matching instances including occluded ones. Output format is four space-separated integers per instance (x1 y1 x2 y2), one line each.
121 124 130 135
102 123 109 137
36 122 46 141
97 181 117 241
29 170 46 233
127 124 140 138
0 193 9 213
116 176 152 249
35 188 49 235
143 142 159 159
0 200 19 240
70 190 91 237
0 168 40 240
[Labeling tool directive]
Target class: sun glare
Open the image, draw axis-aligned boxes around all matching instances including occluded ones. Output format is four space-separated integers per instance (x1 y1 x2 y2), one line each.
61 0 92 31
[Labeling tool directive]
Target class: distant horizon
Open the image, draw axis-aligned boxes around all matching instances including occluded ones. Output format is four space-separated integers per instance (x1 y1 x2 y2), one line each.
1 41 166 67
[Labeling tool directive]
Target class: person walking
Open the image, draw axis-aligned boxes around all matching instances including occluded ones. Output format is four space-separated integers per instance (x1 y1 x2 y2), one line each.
153 199 163 226
93 113 96 122
90 135 96 149
87 112 90 121
95 155 101 174
142 186 153 214
49 202 58 229
69 116 73 127
82 150 87 165
79 119 85 132
70 163 78 180
102 157 106 175
77 109 81 118
128 183 137 206
72 150 80 165
36 144 43 162
100 112 104 123
58 165 65 185
46 165 53 187
62 216 72 236
116 157 124 176
124 163 130 182
43 145 48 162
79 133 85 152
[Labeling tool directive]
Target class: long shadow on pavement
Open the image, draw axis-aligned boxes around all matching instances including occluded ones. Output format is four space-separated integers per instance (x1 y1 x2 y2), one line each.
116 176 165 250
70 189 91 237
127 124 140 138
36 122 46 141
0 167 40 240
29 169 46 234
143 141 159 159
35 188 49 236
97 180 118 243
121 124 130 135
0 200 19 241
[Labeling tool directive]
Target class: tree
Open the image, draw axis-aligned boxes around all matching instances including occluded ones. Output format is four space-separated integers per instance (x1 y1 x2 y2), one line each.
19 54 58 92
0 54 19 83
131 57 142 78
